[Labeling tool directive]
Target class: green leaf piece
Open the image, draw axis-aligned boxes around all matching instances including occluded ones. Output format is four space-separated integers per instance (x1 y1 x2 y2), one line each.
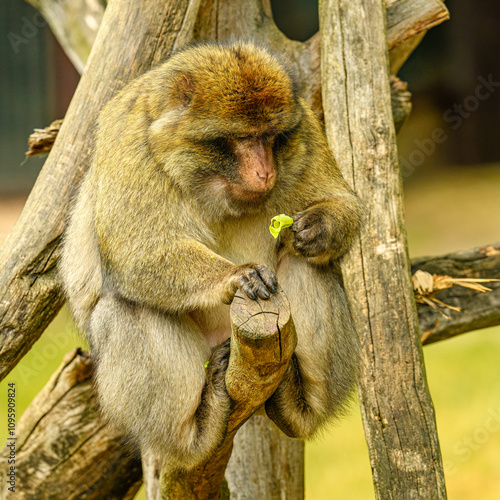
269 214 294 239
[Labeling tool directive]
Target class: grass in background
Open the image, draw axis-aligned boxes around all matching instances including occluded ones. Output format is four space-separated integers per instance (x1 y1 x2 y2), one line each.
306 326 500 500
0 308 83 446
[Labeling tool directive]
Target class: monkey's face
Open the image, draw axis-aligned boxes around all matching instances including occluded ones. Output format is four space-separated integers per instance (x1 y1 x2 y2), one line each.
213 134 276 201
149 42 304 217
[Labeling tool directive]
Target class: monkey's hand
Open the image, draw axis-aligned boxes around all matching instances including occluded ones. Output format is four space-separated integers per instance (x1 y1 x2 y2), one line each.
225 264 278 302
291 206 342 264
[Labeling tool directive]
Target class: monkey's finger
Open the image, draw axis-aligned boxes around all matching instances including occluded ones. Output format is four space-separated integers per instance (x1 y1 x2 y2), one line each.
246 268 273 300
293 228 327 257
238 275 258 300
290 213 304 232
255 266 278 293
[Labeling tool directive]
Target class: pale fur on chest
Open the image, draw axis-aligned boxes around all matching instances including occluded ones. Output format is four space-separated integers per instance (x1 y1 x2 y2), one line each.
191 214 278 348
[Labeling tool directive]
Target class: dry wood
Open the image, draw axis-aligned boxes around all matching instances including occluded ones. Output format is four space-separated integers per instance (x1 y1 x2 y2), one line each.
26 119 63 156
319 0 447 497
390 32 427 74
0 349 142 499
413 243 500 345
225 416 304 499
25 0 106 73
386 0 449 49
159 287 297 499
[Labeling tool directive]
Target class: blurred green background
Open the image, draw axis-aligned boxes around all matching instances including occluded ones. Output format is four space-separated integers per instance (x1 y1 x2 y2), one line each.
1 0 499 499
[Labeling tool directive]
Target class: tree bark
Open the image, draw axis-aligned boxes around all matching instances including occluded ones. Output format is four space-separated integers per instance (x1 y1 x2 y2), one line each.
25 0 106 73
386 0 448 49
0 349 142 499
320 0 447 498
225 415 304 500
158 287 297 499
413 242 500 345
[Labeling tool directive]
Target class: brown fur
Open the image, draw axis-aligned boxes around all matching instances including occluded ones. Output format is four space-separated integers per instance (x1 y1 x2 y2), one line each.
59 41 362 470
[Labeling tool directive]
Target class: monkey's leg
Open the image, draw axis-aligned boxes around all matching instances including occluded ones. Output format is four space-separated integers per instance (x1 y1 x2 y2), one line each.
89 293 232 470
265 255 359 438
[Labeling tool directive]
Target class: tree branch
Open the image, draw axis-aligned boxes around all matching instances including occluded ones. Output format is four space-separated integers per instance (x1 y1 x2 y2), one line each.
0 349 142 498
413 243 500 345
25 0 106 74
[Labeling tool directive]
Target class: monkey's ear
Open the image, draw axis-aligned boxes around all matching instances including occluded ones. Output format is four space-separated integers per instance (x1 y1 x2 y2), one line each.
174 73 195 107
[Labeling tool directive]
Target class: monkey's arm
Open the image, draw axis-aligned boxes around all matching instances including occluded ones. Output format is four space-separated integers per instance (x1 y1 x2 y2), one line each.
278 104 362 265
102 236 276 314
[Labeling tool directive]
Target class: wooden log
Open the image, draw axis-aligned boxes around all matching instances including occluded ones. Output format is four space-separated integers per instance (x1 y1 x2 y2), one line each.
0 0 202 383
0 349 142 499
225 415 304 499
386 0 449 50
25 0 105 74
159 286 297 499
413 243 500 345
390 32 427 74
319 0 447 497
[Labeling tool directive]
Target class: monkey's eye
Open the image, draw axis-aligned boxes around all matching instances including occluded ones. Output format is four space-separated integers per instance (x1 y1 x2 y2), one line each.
274 131 292 148
274 125 300 149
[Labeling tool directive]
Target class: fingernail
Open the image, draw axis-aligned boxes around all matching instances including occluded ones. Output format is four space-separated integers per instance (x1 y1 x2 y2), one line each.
264 290 270 297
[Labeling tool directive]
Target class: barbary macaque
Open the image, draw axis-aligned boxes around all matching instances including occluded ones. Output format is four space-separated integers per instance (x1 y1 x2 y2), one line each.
60 41 362 470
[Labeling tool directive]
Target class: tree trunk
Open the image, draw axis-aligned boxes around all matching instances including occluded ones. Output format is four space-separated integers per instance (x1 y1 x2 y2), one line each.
320 0 447 497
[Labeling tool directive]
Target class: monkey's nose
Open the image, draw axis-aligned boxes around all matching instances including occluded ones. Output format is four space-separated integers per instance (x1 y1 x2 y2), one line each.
255 169 275 190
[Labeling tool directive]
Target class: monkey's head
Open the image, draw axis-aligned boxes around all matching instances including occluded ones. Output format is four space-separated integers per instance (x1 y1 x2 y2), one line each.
147 42 304 218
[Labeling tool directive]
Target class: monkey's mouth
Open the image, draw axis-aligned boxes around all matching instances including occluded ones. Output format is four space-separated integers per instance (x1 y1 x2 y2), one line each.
230 184 268 201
